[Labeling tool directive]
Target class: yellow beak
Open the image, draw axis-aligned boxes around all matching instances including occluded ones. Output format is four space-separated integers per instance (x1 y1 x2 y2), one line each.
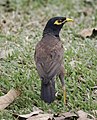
65 18 74 22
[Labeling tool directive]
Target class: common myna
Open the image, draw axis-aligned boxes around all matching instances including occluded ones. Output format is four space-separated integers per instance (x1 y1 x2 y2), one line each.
34 17 73 104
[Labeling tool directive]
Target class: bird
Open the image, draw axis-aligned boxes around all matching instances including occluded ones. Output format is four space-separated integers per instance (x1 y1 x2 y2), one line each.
34 17 73 104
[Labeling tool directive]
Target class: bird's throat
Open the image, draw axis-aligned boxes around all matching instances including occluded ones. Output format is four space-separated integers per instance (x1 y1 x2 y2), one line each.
43 27 60 38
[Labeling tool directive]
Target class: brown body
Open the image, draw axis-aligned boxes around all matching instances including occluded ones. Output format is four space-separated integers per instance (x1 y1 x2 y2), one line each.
34 33 65 103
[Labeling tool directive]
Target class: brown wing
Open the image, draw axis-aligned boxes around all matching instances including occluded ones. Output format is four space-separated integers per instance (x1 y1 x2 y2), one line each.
34 35 64 84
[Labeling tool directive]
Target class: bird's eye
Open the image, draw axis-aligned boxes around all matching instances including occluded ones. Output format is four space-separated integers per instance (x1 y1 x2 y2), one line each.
54 20 62 25
58 20 62 23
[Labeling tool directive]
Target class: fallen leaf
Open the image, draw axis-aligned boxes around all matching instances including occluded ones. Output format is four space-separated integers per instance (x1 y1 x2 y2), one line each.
78 28 97 38
77 110 95 120
13 111 42 120
0 89 20 110
13 111 53 120
61 112 78 120
13 110 97 120
77 110 87 120
27 114 53 120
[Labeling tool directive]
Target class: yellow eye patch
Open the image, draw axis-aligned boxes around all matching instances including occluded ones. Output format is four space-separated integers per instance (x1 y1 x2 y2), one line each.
54 20 63 25
54 18 74 25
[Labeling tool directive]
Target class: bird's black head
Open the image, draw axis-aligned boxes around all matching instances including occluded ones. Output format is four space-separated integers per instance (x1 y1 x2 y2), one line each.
43 17 73 37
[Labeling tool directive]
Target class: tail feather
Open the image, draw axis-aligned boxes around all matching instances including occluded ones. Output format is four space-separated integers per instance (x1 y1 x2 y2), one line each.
41 79 55 103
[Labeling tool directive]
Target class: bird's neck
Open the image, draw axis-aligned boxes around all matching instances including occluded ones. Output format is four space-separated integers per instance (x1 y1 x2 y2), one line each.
43 28 60 38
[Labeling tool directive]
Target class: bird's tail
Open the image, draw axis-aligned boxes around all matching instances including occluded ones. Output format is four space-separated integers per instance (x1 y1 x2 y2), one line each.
41 78 55 103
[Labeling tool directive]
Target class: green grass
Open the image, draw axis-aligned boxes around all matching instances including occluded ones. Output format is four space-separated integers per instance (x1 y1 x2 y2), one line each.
0 0 97 119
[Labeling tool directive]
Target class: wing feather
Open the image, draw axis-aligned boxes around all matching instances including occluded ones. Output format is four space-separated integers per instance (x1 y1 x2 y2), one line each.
34 35 64 84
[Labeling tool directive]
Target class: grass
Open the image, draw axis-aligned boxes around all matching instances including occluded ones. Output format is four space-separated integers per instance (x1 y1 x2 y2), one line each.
0 0 97 119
